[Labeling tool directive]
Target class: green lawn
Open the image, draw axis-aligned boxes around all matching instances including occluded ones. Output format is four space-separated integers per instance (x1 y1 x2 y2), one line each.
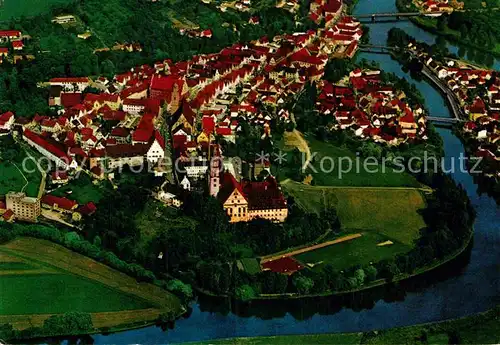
0 262 37 270
50 175 109 204
0 0 71 21
283 182 426 245
0 155 41 198
294 232 412 269
239 258 261 275
0 237 183 330
0 274 152 315
305 137 420 187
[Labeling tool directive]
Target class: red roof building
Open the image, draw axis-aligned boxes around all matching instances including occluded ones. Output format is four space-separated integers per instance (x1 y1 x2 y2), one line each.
11 40 23 50
261 257 304 275
41 195 78 211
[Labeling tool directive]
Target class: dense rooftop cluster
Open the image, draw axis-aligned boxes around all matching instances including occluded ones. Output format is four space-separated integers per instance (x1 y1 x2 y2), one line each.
317 68 428 144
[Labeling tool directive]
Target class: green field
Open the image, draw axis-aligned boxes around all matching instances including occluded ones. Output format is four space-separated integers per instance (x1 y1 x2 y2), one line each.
0 237 182 330
0 262 36 270
51 175 109 204
283 181 426 270
239 258 261 275
305 137 420 187
0 274 152 315
294 232 412 268
283 182 426 245
0 0 71 21
0 155 41 198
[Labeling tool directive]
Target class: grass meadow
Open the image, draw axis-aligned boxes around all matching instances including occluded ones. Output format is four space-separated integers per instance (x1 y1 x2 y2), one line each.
305 136 421 188
0 0 71 21
283 181 427 270
0 237 182 330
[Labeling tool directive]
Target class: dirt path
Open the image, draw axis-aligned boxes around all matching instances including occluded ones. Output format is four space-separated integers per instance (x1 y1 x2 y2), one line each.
261 233 362 263
284 130 311 171
281 179 433 194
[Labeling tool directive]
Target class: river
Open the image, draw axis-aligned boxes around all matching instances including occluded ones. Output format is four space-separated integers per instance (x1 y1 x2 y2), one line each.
48 1 499 344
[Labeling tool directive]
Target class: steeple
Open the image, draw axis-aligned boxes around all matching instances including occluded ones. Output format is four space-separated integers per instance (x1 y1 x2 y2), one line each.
209 145 222 197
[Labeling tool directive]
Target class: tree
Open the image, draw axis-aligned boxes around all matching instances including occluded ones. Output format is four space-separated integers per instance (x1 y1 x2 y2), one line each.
235 284 256 301
365 265 378 282
354 268 366 286
292 274 314 294
42 312 93 336
100 59 115 78
167 279 193 303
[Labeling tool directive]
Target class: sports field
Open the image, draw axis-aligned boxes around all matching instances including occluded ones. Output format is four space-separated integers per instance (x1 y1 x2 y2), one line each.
283 181 426 245
282 181 427 269
0 237 182 330
0 0 71 21
294 232 412 269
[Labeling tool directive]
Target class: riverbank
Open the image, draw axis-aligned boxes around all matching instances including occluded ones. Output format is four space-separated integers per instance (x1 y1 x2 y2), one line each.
395 0 500 58
197 227 473 301
186 306 500 344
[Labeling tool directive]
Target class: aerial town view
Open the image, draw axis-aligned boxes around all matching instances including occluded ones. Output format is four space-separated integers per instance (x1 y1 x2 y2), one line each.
0 0 498 344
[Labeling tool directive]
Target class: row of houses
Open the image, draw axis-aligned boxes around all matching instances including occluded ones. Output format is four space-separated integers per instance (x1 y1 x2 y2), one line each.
316 68 428 145
414 44 500 175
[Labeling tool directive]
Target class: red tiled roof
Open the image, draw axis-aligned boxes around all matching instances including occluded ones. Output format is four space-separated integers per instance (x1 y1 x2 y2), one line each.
2 209 14 221
0 30 21 37
78 202 97 216
132 128 153 143
261 257 303 274
51 171 68 180
12 40 23 48
23 129 71 163
41 194 78 210
61 93 83 108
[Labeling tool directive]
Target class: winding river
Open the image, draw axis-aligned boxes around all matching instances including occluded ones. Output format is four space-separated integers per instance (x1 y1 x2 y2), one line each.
47 1 500 344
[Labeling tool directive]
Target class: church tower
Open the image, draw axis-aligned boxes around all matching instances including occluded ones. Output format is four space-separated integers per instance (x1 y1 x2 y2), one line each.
169 82 180 113
209 146 222 197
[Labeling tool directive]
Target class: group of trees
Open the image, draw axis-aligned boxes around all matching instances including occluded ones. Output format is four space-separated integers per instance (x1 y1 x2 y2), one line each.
0 312 93 340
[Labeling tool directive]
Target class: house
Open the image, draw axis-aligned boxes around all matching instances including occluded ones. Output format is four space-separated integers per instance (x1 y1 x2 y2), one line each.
6 192 40 223
12 40 23 50
41 194 78 213
0 111 14 131
123 98 146 114
51 15 76 24
0 30 21 42
217 172 288 223
180 175 191 191
146 131 165 164
157 191 182 208
51 171 69 184
49 77 89 92
2 209 14 222
23 129 77 170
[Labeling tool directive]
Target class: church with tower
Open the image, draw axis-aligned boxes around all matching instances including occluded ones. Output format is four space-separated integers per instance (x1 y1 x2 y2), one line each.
208 148 288 223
